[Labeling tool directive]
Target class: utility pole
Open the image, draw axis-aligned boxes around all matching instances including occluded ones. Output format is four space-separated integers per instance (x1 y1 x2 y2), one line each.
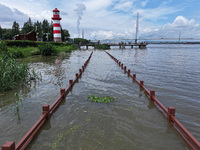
135 12 139 44
179 32 181 42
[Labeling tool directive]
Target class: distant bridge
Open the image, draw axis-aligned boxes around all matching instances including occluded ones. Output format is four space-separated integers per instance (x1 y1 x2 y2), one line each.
89 38 200 45
91 38 200 42
77 42 147 50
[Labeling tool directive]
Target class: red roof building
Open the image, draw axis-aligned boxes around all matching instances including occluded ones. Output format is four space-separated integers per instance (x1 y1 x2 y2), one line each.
14 31 37 41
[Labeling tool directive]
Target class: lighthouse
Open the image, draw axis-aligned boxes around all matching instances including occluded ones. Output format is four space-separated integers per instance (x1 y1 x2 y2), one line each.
52 8 62 42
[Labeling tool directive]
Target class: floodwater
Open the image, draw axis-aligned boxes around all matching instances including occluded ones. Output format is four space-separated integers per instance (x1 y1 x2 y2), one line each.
0 44 199 150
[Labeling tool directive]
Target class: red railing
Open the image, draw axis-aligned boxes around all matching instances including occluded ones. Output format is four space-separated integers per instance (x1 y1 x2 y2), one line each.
1 51 93 150
105 51 200 150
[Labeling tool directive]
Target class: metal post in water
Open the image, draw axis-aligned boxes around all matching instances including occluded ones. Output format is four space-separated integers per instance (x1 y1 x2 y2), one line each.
2 141 15 150
140 80 144 89
167 107 175 122
150 90 155 101
43 105 50 119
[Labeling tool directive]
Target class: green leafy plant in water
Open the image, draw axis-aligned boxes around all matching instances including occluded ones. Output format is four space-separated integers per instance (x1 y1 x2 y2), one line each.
87 95 114 104
11 93 24 122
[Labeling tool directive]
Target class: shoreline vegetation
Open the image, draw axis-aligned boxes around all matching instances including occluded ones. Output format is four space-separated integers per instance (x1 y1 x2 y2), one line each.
4 40 77 58
0 40 110 92
0 41 77 92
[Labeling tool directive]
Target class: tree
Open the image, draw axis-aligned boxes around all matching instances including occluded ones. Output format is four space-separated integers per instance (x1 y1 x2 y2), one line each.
0 25 2 40
22 17 34 35
12 21 20 37
74 38 89 44
34 21 42 39
2 29 12 40
49 21 53 41
61 28 70 42
42 19 50 41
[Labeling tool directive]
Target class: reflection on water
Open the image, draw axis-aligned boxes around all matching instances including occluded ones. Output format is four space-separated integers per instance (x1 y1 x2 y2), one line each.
0 46 199 150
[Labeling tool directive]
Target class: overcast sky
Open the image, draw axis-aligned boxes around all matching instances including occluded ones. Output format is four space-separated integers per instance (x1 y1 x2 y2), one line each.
0 0 200 39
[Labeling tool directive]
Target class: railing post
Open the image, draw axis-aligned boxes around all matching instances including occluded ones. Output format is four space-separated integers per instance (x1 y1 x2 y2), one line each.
140 80 144 89
82 66 84 71
43 105 50 119
128 69 130 75
119 62 121 66
167 107 175 122
60 88 65 97
2 141 15 150
124 66 126 71
79 69 82 74
133 74 136 79
76 73 79 79
121 64 123 68
69 79 73 85
150 90 155 101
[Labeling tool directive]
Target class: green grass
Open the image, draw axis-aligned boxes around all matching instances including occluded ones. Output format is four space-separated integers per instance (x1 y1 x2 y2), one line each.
8 46 40 58
7 44 77 58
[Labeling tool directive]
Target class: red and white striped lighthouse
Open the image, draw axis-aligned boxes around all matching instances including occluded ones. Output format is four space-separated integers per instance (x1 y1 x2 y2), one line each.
52 8 62 42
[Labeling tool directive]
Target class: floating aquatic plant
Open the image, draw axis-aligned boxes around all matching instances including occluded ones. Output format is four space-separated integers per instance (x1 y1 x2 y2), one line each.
87 95 114 104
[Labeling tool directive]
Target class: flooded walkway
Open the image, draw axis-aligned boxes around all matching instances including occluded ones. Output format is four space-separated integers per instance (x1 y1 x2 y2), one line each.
1 45 200 150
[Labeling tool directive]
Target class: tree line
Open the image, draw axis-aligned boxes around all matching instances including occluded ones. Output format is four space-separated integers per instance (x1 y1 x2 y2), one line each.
0 17 70 42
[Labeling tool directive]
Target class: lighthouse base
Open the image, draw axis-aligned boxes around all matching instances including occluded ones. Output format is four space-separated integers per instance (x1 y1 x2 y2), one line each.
54 37 62 42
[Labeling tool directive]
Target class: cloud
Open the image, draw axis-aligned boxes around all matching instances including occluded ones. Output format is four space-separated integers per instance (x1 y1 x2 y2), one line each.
136 6 183 21
113 0 134 12
0 3 28 27
141 16 200 38
141 0 149 7
164 16 199 29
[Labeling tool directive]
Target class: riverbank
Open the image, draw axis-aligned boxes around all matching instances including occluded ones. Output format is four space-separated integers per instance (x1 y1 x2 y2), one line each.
4 41 77 58
0 41 77 91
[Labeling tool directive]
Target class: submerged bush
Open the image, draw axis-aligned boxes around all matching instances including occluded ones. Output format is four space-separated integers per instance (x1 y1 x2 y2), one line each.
39 43 57 56
0 42 30 91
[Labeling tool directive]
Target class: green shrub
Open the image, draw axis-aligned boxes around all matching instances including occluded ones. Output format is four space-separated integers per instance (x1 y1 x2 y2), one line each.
4 40 40 47
56 45 77 53
73 38 90 44
11 48 24 58
39 43 57 56
97 44 110 50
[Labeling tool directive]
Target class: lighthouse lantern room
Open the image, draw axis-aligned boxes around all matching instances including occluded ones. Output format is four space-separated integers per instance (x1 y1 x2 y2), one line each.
52 8 62 42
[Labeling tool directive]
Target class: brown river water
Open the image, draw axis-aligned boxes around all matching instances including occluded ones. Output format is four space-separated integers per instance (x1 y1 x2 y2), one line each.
0 44 199 150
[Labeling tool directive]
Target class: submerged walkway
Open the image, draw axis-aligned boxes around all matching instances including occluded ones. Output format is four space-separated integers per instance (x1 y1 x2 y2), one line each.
2 50 200 150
